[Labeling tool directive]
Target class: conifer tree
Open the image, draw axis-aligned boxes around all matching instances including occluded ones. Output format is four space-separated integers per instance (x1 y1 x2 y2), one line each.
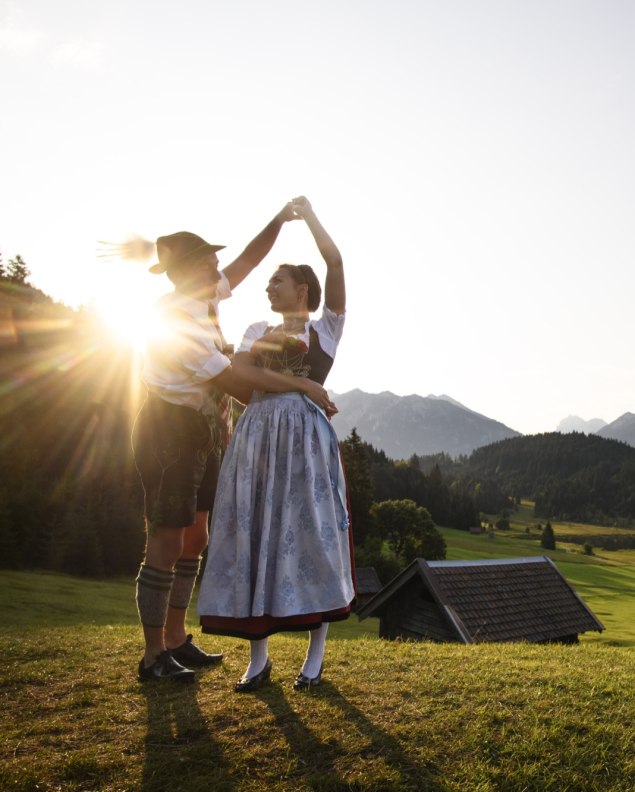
541 521 556 550
7 254 31 284
0 488 19 568
340 428 374 544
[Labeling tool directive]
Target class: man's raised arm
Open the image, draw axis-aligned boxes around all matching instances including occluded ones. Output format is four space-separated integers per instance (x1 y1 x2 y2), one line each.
222 203 297 290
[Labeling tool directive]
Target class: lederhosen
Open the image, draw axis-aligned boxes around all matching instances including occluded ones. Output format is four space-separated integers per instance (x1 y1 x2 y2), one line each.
132 306 232 529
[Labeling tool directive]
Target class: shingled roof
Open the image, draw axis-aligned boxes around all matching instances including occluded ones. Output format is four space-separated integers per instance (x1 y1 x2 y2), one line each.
355 567 383 596
357 556 604 644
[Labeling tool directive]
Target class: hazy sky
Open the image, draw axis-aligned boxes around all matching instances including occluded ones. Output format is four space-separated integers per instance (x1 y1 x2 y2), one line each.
1 0 633 435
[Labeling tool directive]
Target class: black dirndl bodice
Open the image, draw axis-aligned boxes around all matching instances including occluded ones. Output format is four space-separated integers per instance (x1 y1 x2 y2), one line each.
258 327 333 385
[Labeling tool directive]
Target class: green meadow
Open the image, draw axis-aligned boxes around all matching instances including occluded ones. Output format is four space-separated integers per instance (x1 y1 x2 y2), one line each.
2 513 634 791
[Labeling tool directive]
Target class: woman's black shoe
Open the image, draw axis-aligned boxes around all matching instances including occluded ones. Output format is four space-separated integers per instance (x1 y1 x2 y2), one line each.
234 659 272 693
293 664 323 690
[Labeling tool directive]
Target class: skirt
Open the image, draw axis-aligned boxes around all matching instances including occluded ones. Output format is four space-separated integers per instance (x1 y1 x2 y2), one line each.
197 391 356 639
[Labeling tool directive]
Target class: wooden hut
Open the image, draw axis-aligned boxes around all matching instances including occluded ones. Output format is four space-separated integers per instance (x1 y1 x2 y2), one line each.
357 556 604 644
353 567 383 611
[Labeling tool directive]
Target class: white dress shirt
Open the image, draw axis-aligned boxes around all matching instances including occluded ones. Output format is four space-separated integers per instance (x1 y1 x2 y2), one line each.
142 272 232 411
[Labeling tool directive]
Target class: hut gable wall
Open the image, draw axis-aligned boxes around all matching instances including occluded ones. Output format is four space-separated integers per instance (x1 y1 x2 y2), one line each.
378 577 458 642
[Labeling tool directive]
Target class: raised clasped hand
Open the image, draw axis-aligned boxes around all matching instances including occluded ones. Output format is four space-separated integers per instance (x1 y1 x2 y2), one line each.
281 201 299 222
291 195 312 219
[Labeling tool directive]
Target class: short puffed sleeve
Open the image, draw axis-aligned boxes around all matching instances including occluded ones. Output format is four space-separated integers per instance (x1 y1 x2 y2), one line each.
236 321 270 354
310 306 345 359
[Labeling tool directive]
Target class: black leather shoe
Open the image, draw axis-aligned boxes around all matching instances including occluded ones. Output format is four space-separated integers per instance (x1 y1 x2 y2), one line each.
234 659 272 693
293 664 323 690
170 634 223 667
138 650 196 683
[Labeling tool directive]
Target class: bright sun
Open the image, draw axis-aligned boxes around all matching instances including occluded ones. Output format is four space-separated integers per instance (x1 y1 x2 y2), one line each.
92 253 171 351
93 237 168 352
95 292 162 352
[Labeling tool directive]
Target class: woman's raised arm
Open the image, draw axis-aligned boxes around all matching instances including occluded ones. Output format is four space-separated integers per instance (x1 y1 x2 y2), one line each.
292 197 345 315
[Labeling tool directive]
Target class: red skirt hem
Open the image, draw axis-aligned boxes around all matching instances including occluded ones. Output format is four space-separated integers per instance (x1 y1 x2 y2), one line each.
200 603 354 640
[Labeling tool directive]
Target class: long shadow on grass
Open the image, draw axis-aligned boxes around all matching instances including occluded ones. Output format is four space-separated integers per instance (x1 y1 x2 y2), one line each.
254 682 345 786
257 681 444 790
140 680 236 792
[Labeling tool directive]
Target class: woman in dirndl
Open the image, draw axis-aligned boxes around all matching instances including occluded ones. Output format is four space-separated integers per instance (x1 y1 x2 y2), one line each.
197 196 355 691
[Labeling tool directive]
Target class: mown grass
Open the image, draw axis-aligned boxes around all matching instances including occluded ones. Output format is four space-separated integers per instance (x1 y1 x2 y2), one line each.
2 509 635 791
2 612 635 791
0 572 635 792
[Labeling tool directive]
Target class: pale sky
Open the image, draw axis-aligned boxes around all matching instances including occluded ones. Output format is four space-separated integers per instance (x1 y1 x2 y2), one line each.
1 0 633 435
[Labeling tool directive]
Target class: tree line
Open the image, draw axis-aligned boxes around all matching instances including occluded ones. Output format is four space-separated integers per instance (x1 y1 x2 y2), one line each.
339 428 481 582
2 279 633 581
0 251 31 285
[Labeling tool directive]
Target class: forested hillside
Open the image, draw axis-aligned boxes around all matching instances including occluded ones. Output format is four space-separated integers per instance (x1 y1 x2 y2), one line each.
0 280 145 574
437 433 635 525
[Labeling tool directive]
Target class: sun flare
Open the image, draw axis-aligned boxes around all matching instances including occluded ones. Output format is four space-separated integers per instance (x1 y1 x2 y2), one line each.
95 293 162 352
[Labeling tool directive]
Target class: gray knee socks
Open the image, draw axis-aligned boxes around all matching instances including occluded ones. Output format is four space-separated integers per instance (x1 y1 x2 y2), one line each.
169 558 201 610
135 564 175 628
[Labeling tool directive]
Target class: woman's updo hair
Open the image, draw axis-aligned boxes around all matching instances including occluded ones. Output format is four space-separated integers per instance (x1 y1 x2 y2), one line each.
279 264 322 312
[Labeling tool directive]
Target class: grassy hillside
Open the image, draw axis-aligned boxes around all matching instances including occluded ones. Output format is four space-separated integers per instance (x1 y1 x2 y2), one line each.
2 571 635 791
2 513 635 790
2 555 635 791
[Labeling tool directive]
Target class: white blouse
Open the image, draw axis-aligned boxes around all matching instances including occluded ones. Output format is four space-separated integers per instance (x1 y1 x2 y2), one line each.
237 305 345 360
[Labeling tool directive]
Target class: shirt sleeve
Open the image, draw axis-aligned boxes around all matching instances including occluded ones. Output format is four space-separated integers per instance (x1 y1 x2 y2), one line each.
311 306 345 358
236 321 270 354
215 271 232 303
192 347 231 381
171 312 231 382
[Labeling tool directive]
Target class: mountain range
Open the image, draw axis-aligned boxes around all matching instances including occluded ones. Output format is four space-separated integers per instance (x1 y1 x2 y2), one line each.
597 412 635 447
556 415 607 434
329 390 520 458
330 390 635 459
558 412 635 447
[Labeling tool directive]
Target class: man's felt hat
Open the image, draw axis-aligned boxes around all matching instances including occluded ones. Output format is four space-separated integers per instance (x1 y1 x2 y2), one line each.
149 232 225 274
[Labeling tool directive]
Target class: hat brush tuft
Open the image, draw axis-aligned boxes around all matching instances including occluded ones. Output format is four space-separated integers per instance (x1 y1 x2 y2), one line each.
97 235 155 262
